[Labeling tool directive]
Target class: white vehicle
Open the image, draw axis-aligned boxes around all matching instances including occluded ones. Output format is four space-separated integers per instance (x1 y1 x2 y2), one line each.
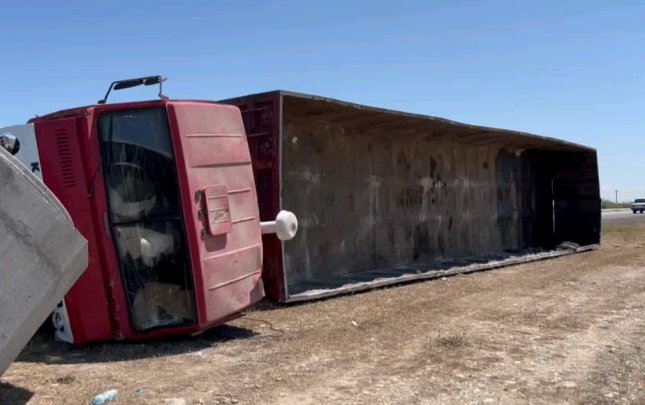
632 198 645 214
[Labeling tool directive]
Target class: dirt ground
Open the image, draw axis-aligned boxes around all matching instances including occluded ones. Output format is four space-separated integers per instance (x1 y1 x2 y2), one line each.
2 218 645 404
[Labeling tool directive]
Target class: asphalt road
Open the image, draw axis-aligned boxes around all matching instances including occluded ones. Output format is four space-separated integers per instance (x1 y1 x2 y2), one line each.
602 209 645 223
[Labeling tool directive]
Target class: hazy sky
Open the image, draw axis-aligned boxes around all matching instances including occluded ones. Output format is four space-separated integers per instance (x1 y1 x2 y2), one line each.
1 1 642 201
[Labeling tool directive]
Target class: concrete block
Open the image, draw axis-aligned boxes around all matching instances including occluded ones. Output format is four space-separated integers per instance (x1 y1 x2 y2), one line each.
0 148 87 376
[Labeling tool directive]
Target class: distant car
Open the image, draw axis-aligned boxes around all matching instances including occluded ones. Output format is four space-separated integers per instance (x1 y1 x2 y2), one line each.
632 198 645 214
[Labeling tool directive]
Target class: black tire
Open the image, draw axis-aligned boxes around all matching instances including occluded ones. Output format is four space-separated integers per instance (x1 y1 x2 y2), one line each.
641 210 644 214
634 210 638 214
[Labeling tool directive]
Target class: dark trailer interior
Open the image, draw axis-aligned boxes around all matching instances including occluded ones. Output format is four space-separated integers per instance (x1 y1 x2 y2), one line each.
222 91 601 302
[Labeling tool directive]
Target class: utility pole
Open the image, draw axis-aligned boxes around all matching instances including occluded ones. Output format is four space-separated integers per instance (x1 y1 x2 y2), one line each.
615 190 618 204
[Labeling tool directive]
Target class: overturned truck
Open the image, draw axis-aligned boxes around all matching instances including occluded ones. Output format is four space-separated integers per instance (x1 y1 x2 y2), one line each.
224 91 601 302
2 78 300 345
0 82 600 348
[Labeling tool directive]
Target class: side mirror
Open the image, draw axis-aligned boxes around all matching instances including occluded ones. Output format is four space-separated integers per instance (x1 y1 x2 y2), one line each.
98 75 167 104
261 210 298 241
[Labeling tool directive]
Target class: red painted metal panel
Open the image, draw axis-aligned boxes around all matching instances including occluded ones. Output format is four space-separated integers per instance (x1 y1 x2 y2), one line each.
79 106 150 341
35 102 204 342
201 184 232 236
232 94 287 301
31 100 266 342
167 101 264 324
34 117 113 344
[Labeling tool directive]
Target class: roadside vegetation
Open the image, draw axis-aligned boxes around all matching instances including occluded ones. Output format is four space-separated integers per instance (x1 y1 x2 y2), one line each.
601 199 632 209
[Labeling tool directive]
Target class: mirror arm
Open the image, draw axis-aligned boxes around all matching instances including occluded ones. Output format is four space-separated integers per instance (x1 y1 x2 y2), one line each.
97 76 168 104
158 77 169 100
97 81 117 105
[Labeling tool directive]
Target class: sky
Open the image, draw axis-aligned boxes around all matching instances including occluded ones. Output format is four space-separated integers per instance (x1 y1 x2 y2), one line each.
0 1 643 201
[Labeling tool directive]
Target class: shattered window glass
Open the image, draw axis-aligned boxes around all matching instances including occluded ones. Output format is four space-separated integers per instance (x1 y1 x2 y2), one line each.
99 108 196 331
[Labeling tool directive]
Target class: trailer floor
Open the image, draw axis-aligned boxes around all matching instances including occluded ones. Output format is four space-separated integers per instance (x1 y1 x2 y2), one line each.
3 219 645 404
287 246 597 301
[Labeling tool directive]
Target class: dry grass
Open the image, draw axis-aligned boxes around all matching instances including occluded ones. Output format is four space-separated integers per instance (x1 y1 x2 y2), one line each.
433 333 470 349
2 217 645 404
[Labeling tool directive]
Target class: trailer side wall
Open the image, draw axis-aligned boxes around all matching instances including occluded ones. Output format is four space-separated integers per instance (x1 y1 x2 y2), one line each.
223 92 600 301
279 95 599 296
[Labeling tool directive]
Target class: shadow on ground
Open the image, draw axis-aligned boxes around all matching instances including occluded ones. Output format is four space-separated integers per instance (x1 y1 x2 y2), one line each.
0 383 34 405
16 324 258 365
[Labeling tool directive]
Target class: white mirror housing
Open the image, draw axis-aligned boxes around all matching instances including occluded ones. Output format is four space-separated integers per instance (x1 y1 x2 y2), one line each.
260 210 298 241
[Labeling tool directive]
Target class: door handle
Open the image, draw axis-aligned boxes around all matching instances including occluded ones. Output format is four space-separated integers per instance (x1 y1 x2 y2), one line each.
103 212 111 237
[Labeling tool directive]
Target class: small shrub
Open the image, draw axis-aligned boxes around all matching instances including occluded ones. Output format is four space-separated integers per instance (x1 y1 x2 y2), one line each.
434 334 469 349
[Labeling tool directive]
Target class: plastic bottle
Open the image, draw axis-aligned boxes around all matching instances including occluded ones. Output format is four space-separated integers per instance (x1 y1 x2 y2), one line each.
92 389 118 405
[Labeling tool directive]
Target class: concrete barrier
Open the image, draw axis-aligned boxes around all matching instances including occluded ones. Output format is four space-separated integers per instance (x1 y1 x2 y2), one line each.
0 148 87 376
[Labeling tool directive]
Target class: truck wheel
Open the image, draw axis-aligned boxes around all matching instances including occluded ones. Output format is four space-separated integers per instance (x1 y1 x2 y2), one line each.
634 210 638 214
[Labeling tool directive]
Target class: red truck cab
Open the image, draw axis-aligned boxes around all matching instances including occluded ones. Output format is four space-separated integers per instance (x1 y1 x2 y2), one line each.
24 78 295 344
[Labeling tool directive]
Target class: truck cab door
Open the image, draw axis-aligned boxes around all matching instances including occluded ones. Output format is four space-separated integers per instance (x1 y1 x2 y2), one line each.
168 102 264 325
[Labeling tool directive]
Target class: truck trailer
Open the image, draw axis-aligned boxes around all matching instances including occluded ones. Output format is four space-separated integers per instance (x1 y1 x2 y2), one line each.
224 91 601 302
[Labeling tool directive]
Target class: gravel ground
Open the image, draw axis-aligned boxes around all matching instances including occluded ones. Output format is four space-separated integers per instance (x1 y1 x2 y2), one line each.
2 220 644 404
